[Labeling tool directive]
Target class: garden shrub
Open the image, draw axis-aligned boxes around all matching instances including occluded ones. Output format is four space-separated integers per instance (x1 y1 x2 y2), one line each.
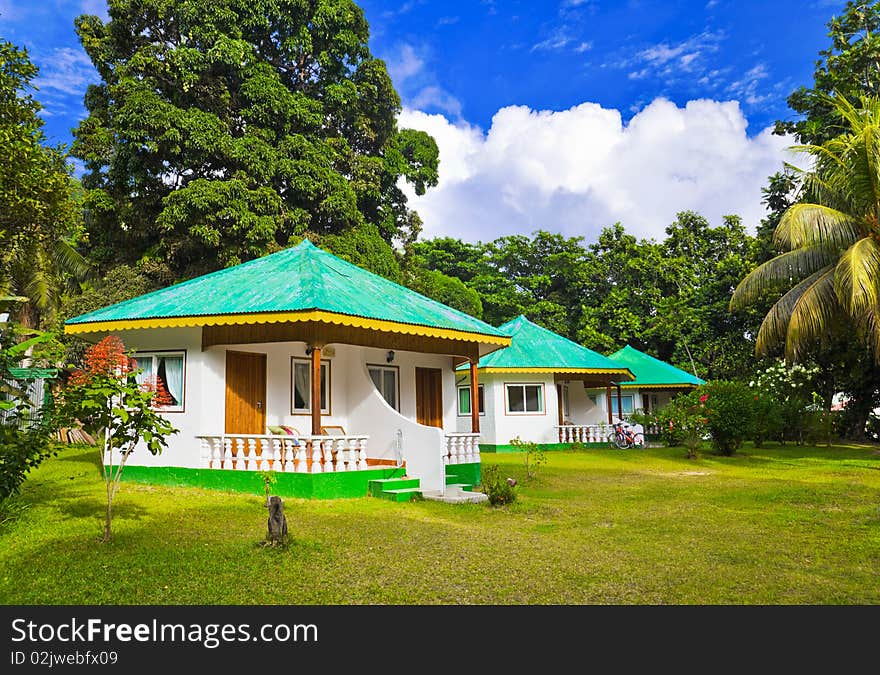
655 390 706 458
509 436 546 479
481 464 516 506
751 392 782 448
699 380 755 455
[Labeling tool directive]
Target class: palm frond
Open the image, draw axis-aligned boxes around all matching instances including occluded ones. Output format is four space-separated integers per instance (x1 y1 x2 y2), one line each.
834 236 880 319
774 203 861 249
50 238 94 282
786 269 839 361
754 266 834 356
730 246 837 310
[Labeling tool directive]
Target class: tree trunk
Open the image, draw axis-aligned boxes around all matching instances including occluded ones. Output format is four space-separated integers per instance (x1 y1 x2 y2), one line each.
103 493 113 543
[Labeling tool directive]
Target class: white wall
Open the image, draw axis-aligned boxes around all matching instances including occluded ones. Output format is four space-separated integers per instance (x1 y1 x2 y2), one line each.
97 331 458 485
460 374 559 446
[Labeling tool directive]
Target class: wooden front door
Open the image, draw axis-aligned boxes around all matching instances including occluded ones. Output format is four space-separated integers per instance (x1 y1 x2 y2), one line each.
415 367 444 428
225 351 267 434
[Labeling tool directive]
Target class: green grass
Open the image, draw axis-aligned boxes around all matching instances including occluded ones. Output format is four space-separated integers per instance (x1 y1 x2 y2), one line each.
1 442 879 604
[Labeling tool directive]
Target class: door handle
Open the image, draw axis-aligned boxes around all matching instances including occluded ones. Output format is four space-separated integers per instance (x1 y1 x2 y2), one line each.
256 401 263 410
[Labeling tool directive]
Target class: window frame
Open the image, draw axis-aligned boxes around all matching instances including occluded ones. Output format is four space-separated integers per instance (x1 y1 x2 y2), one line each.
504 382 546 416
456 384 485 417
611 394 635 417
366 363 400 412
131 350 187 413
290 357 331 416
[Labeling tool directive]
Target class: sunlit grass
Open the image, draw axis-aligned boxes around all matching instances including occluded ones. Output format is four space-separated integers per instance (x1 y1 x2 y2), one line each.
1 442 878 604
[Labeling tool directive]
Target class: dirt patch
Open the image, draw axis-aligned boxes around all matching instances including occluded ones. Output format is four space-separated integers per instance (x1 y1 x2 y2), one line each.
654 470 713 477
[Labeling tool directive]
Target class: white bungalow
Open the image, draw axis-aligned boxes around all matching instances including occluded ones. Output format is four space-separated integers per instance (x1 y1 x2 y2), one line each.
64 240 511 501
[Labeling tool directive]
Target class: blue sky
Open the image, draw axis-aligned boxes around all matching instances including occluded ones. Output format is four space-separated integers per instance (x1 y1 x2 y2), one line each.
0 1 848 242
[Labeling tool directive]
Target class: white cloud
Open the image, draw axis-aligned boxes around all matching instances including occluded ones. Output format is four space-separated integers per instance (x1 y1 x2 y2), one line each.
398 98 793 243
633 30 724 74
34 47 96 96
386 43 424 85
727 63 771 105
410 86 463 118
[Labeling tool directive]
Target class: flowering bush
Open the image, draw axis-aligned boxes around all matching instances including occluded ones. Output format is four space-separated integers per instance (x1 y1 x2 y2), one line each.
698 380 755 455
655 390 708 459
749 361 822 445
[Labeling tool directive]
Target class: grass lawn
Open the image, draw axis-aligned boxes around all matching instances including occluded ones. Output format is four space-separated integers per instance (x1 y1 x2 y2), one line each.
1 442 879 604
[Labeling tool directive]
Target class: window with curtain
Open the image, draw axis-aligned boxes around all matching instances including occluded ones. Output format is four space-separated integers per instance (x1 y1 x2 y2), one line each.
505 383 544 414
367 365 399 411
291 358 330 414
457 385 484 416
132 352 185 412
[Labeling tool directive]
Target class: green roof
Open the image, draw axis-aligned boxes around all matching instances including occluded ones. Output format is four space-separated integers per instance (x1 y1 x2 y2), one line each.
607 345 705 388
458 315 633 377
65 240 507 340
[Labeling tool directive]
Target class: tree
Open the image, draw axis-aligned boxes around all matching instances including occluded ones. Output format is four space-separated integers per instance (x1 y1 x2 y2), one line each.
775 0 880 145
0 40 90 328
731 95 880 364
57 336 177 542
72 0 438 281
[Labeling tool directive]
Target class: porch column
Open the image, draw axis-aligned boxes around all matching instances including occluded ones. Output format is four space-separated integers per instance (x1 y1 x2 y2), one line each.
606 384 613 424
311 345 322 435
616 384 623 421
469 360 480 434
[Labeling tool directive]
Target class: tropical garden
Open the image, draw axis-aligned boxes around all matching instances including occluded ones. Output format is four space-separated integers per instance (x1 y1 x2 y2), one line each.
1 0 879 604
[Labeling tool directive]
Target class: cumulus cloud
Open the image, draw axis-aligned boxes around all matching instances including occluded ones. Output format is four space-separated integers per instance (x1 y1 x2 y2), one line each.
398 98 792 243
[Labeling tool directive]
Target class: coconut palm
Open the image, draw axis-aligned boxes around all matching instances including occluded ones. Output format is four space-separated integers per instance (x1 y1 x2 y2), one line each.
731 94 880 361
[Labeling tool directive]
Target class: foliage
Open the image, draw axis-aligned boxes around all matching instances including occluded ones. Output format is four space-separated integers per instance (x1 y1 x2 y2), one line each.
733 95 880 363
509 436 546 480
699 381 756 456
0 326 59 502
318 224 403 283
655 390 707 458
72 0 438 281
56 335 178 541
406 268 483 318
775 1 880 145
0 39 90 328
480 464 516 506
258 470 277 508
750 360 822 445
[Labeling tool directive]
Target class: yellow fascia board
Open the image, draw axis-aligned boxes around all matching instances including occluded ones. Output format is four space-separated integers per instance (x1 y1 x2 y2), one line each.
64 309 513 346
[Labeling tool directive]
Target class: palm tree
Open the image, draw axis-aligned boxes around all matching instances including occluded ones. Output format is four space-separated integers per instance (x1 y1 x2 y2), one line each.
731 94 880 361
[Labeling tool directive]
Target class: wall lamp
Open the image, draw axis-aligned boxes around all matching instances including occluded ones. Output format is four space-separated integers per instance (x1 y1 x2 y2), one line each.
386 350 395 363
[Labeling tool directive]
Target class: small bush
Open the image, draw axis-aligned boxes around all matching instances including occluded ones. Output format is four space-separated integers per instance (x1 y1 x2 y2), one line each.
655 390 706 459
481 464 516 506
510 436 546 480
699 380 755 455
751 393 782 448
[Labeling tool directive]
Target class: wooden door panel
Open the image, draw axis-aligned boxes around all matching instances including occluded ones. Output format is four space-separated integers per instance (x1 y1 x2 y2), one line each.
225 351 266 435
415 367 443 428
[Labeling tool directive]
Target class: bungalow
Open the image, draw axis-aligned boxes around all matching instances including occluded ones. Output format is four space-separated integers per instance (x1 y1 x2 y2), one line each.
453 315 634 451
64 240 512 501
585 345 705 426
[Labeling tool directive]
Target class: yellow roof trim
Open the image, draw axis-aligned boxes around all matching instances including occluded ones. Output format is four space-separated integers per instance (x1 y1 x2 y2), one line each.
64 309 513 346
480 367 632 376
618 383 700 389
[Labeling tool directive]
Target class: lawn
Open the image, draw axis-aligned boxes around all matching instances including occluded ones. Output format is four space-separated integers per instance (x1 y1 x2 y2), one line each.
1 442 879 604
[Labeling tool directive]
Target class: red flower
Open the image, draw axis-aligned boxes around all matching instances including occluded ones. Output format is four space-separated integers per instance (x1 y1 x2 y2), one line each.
699 394 709 403
82 335 130 378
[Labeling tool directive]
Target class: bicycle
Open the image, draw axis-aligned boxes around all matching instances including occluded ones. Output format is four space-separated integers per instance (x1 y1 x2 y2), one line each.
607 421 645 449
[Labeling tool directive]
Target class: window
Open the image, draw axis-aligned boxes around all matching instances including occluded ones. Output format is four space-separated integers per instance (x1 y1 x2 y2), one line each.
132 351 185 412
368 364 399 411
457 385 485 416
611 394 634 416
505 383 544 414
561 384 570 418
291 358 330 415
588 394 600 407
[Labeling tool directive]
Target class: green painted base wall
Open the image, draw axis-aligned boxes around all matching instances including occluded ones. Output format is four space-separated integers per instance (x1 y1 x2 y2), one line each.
446 462 481 486
120 465 406 500
481 442 606 453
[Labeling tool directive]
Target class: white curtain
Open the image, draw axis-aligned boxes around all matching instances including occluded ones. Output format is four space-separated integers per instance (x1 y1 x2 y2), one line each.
161 356 184 407
294 362 310 410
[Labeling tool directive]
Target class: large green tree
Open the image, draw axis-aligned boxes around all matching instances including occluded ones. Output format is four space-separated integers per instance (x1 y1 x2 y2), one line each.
73 0 438 280
0 39 89 328
775 0 880 145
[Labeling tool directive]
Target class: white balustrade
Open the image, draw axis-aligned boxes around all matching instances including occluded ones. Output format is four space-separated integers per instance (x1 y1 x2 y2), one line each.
554 424 614 444
443 433 480 465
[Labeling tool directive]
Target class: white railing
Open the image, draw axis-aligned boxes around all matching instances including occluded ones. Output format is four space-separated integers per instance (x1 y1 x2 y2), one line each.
555 424 612 444
196 434 369 473
443 433 480 465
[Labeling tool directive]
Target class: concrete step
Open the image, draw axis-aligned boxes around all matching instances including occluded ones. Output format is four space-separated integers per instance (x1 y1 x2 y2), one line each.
446 482 474 492
422 487 488 504
368 477 420 498
378 487 423 502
